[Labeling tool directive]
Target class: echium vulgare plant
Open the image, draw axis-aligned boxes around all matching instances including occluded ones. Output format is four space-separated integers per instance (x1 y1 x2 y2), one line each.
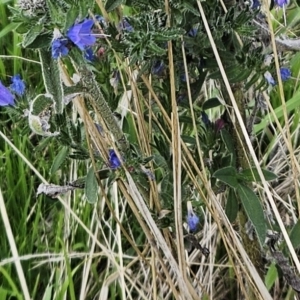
5 0 300 298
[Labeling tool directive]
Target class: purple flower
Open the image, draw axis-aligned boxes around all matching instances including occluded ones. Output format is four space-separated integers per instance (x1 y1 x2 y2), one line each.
280 68 291 81
250 0 261 9
187 201 199 232
109 149 122 169
67 19 96 50
215 118 225 131
84 48 96 61
121 19 134 32
51 38 69 59
0 81 15 106
276 0 288 7
10 75 25 96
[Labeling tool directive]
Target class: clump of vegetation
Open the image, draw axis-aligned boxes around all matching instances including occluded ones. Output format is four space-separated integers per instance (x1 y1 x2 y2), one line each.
0 0 300 299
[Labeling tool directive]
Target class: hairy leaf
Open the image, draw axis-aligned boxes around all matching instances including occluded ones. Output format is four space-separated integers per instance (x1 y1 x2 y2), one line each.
238 168 277 182
213 166 239 188
225 188 238 222
50 146 69 174
85 167 98 204
237 184 267 246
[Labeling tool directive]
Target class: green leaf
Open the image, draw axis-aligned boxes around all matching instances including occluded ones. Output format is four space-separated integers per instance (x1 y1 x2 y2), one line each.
228 68 252 84
213 166 239 188
181 135 196 145
24 33 52 49
238 168 277 182
220 129 236 166
289 219 300 249
245 72 261 90
50 146 69 174
237 184 267 246
225 188 238 222
85 167 98 204
202 97 222 110
265 263 278 291
105 0 124 12
22 24 44 48
63 5 79 32
46 0 64 25
0 22 20 39
220 129 234 152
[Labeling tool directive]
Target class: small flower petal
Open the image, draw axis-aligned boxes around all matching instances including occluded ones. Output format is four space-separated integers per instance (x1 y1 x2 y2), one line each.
51 38 69 59
109 149 122 169
10 74 26 96
121 19 134 32
276 0 288 7
0 81 15 106
187 201 200 232
250 0 261 9
187 214 200 232
67 19 96 50
84 48 96 61
280 68 291 81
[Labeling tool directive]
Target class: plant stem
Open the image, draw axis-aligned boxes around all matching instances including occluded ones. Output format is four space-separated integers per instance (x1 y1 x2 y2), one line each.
224 83 265 278
79 66 129 152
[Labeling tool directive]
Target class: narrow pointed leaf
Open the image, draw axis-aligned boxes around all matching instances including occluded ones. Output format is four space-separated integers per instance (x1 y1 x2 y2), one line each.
85 167 98 204
225 188 238 222
237 184 267 246
50 146 69 174
238 168 277 182
202 97 222 110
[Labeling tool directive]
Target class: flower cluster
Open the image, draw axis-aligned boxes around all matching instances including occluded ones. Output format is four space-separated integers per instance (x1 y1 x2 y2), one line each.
0 75 26 107
109 149 122 169
275 0 288 7
186 201 200 232
51 18 109 59
264 67 292 86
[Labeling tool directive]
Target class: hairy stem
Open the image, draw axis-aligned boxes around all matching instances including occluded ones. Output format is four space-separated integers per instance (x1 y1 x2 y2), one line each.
79 66 129 152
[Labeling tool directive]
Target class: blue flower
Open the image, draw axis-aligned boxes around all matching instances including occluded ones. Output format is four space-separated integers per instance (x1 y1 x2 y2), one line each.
67 19 96 50
276 0 288 7
0 81 15 106
250 0 261 9
84 48 96 61
121 19 134 32
186 201 200 232
280 68 291 81
109 149 122 169
51 38 69 59
10 75 25 96
151 61 164 75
